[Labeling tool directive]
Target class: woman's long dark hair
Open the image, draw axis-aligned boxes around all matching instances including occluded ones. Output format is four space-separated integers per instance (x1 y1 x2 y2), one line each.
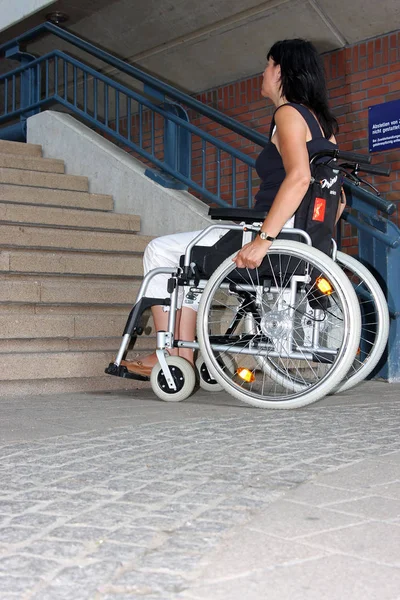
267 39 338 138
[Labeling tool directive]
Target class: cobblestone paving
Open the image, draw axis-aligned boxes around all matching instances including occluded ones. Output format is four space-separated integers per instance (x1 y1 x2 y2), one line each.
0 397 399 599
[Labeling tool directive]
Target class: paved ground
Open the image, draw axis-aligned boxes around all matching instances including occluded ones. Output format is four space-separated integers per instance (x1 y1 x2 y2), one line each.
0 380 400 600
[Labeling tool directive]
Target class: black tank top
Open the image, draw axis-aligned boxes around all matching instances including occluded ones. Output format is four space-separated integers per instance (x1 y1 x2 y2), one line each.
254 103 338 211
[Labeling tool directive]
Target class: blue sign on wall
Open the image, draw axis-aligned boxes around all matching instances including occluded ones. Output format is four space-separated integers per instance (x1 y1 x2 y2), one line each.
368 98 400 153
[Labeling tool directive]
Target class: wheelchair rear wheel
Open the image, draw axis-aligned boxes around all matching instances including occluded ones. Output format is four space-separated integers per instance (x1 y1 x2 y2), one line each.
197 240 361 409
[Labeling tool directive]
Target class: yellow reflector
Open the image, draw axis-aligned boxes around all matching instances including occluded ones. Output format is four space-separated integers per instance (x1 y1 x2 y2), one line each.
316 276 333 295
236 368 255 383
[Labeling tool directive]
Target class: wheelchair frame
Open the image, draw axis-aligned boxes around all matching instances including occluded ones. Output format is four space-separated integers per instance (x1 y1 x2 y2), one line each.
105 218 388 408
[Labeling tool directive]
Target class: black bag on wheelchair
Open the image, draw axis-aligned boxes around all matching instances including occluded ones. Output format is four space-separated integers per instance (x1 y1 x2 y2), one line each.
294 161 341 257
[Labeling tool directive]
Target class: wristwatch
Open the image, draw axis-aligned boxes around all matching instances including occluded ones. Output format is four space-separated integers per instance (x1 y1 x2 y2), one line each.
258 231 275 242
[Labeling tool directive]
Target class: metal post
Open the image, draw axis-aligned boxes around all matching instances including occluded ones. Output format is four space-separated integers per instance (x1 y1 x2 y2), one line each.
357 216 400 382
3 45 39 140
145 97 190 189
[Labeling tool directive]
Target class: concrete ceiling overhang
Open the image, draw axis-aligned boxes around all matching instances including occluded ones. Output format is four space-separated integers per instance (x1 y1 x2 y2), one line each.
0 0 398 93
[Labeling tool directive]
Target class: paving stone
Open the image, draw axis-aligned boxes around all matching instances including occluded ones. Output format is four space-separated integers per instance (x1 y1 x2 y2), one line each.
107 526 159 547
193 528 333 581
327 495 400 519
247 500 366 539
0 501 36 515
0 527 37 543
67 509 137 529
86 541 145 563
303 521 400 565
0 575 40 596
22 539 87 560
49 525 111 542
45 499 106 514
102 595 163 600
9 513 60 528
374 481 400 500
180 555 400 600
13 490 70 503
0 554 59 576
283 483 370 507
141 548 201 572
30 584 96 600
315 460 400 491
113 569 188 594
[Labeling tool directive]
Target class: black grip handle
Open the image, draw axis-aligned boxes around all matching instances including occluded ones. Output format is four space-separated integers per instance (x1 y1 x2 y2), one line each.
356 163 391 177
340 162 391 177
309 149 372 164
336 150 372 164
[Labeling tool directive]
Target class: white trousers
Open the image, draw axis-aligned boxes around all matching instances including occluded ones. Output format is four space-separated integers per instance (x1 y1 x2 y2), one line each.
143 228 227 311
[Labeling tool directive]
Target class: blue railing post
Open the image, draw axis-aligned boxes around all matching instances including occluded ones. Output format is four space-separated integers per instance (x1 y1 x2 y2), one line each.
344 181 400 382
357 216 400 382
145 102 190 190
3 45 39 140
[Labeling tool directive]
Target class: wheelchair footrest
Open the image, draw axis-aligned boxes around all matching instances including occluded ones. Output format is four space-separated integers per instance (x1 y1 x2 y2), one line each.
105 362 150 382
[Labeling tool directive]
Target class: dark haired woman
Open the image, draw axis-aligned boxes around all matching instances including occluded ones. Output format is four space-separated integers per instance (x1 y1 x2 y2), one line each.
234 38 343 269
122 38 344 377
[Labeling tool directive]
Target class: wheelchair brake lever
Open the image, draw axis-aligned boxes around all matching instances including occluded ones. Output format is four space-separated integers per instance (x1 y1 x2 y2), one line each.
352 175 381 196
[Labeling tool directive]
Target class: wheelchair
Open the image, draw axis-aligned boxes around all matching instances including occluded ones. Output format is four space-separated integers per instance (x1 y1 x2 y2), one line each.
106 153 390 409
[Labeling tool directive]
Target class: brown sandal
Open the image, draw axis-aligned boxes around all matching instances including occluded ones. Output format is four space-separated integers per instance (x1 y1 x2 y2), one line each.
120 359 154 377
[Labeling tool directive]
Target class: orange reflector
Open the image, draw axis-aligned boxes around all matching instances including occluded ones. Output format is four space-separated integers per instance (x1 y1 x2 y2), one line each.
316 276 333 295
236 368 255 383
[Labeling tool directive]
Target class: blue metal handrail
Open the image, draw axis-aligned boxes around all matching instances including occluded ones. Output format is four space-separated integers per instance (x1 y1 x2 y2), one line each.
0 22 268 148
0 50 256 207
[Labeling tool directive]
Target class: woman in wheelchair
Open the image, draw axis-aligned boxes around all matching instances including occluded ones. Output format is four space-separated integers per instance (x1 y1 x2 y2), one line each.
121 38 345 378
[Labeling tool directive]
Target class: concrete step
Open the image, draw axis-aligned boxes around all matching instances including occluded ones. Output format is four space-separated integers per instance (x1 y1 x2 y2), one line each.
0 303 133 315
0 249 143 277
0 313 129 339
0 224 152 253
0 152 65 173
0 350 146 380
0 275 143 305
0 140 42 157
0 304 155 352
0 202 140 232
0 167 89 192
0 335 154 354
0 184 113 210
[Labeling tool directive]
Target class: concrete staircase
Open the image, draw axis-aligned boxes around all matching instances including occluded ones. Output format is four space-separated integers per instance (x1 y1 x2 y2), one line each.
0 140 154 397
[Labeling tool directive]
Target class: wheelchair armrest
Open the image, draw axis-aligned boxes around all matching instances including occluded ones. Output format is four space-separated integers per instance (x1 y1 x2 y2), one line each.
209 208 268 223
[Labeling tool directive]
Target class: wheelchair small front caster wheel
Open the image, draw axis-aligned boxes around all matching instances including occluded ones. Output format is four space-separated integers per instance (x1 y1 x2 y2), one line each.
196 353 236 392
150 356 196 402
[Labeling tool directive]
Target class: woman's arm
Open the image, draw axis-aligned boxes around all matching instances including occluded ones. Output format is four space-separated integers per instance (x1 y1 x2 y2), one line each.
233 105 311 269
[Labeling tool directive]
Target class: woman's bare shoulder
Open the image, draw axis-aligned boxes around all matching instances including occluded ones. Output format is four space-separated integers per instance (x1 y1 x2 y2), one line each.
274 104 305 120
